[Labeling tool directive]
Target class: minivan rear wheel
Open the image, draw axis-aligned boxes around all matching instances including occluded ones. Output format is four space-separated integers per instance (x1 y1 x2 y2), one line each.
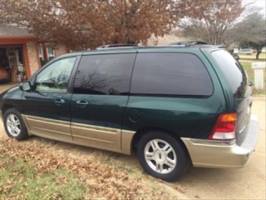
3 108 28 140
136 131 191 182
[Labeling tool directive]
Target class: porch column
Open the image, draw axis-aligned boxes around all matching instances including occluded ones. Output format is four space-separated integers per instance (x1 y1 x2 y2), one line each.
23 44 31 79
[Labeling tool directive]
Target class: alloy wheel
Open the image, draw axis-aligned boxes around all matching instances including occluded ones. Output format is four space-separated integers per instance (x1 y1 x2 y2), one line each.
6 113 21 137
144 139 177 174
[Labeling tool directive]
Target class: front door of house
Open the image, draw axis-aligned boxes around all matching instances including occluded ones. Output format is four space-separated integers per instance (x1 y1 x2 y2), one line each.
7 48 20 82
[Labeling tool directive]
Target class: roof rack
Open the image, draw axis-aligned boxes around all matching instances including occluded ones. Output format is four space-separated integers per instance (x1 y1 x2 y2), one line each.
170 41 209 46
96 43 138 50
93 41 223 52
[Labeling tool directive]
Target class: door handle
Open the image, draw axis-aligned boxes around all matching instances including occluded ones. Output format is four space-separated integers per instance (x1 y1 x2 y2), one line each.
54 98 65 105
76 100 88 105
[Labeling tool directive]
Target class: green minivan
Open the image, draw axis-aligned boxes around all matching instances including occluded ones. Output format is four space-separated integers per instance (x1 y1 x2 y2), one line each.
0 44 258 181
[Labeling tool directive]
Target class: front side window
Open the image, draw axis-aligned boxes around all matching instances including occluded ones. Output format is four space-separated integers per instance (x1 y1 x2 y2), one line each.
131 53 213 96
73 54 135 95
35 57 76 93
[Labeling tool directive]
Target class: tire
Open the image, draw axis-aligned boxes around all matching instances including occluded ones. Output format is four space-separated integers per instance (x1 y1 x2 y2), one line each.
136 131 191 182
3 108 29 140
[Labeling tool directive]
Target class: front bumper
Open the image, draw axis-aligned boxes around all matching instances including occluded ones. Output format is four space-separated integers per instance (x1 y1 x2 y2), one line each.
182 115 259 168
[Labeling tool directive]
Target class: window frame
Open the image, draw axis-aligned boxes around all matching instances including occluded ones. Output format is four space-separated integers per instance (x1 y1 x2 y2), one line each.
129 52 214 98
210 49 248 98
71 52 137 95
32 55 80 94
47 47 56 60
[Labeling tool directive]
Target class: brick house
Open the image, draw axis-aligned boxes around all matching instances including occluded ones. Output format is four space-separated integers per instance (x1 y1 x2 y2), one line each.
0 25 67 83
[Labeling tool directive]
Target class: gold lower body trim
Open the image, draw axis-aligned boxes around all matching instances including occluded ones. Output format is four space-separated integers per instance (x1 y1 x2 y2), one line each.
71 122 122 153
22 115 72 143
22 115 135 155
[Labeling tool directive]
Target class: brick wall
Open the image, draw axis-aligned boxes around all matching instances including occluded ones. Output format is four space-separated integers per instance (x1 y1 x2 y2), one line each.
26 41 40 75
26 42 67 77
55 44 68 57
147 34 191 45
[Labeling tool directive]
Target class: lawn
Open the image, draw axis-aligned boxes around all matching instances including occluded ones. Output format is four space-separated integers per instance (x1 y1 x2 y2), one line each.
0 147 86 200
0 138 183 200
239 52 266 61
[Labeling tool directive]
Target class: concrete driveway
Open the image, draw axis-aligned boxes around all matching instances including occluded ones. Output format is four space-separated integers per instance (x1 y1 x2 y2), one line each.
0 84 265 199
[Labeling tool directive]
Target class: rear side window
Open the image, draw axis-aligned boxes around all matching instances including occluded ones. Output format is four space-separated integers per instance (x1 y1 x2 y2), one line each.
73 53 135 95
131 53 213 96
212 50 247 97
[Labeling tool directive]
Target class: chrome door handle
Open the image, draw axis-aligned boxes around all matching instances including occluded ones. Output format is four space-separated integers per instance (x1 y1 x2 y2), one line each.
76 100 88 105
54 98 65 105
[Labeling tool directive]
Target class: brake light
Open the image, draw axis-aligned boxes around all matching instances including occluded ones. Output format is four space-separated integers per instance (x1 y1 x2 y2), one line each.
209 113 237 140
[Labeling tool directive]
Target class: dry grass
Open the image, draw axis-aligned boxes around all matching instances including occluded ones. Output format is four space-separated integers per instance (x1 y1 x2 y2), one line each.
0 138 185 200
239 52 266 61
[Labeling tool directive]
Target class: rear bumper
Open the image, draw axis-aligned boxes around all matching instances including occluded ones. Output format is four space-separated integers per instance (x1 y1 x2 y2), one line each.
182 115 259 168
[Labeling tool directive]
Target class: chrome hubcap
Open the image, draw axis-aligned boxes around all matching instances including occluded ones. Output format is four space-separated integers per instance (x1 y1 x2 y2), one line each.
6 114 21 137
144 139 177 174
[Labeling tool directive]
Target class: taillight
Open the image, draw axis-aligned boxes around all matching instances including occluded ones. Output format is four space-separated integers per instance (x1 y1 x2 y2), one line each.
209 113 237 140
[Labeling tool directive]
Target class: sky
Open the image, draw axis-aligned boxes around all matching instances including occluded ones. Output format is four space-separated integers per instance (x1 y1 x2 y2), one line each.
244 0 266 17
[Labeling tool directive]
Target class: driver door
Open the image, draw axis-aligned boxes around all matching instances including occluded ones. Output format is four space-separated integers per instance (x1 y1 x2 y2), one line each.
21 56 77 142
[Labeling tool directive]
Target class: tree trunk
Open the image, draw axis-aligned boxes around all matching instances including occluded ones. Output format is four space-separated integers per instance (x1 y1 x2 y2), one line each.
256 49 261 60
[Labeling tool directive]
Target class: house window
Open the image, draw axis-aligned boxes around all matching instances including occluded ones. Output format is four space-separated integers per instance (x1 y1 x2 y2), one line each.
47 47 55 60
39 47 44 60
38 45 56 66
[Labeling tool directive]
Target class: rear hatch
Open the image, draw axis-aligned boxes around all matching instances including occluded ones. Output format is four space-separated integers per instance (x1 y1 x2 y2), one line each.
211 49 253 145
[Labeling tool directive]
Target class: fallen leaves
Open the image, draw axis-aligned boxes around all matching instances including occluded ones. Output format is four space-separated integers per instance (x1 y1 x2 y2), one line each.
0 139 142 200
0 138 183 200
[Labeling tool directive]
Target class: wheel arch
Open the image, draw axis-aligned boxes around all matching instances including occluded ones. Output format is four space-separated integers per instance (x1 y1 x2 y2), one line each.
1 103 15 116
131 127 191 159
2 105 29 140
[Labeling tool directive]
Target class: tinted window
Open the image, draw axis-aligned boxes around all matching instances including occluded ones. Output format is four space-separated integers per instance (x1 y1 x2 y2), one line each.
131 53 213 96
73 54 135 95
212 50 247 97
35 57 76 93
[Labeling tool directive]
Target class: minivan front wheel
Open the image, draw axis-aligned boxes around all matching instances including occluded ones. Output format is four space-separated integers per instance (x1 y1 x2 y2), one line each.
3 108 28 140
137 131 191 182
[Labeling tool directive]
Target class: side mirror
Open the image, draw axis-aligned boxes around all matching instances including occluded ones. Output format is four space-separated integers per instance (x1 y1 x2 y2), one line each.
19 81 32 91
